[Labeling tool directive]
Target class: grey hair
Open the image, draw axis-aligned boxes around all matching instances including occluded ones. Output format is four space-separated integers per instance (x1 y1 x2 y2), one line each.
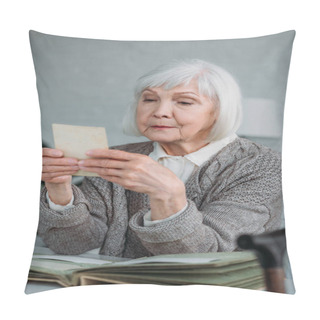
122 59 242 141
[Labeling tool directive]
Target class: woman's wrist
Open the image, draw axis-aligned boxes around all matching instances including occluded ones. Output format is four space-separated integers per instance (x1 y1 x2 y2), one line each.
149 181 187 221
45 182 73 206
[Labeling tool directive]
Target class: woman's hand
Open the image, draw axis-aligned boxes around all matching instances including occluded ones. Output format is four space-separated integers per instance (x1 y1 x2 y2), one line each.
42 148 79 205
79 149 187 220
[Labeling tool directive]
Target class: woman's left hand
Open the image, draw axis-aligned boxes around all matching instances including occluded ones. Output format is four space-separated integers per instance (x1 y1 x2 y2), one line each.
78 149 187 220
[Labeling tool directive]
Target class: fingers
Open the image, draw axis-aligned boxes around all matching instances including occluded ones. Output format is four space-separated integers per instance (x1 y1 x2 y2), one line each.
78 149 145 177
42 148 64 157
42 147 144 184
43 165 80 173
42 148 78 166
78 158 126 169
77 166 121 177
43 148 137 161
42 158 79 175
78 150 148 177
86 148 137 161
42 147 79 183
43 156 79 166
42 169 79 180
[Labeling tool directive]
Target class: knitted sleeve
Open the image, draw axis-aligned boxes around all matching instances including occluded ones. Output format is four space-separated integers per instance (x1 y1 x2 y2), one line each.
129 142 283 254
38 178 112 254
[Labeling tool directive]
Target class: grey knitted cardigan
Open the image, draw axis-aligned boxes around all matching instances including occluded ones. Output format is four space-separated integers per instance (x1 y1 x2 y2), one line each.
38 138 283 258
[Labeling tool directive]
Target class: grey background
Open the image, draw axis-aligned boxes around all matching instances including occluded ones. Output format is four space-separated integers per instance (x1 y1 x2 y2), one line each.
30 30 295 152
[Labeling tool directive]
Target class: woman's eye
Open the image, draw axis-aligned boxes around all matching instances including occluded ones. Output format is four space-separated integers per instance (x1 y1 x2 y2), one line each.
143 99 156 102
178 101 192 105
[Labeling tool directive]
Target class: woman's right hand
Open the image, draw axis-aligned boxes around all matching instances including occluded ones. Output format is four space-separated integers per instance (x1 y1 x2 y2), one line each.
42 148 79 205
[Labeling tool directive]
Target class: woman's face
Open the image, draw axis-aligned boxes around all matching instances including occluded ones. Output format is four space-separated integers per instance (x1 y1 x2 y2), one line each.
136 79 218 155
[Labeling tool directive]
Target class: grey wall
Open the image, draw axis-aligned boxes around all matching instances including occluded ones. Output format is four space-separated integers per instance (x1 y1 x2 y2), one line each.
30 30 295 152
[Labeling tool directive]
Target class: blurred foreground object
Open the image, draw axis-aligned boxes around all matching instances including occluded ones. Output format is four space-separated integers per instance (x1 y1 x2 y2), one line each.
237 229 287 293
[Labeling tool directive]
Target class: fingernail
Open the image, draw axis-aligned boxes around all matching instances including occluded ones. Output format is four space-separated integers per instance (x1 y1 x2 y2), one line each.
85 150 93 156
78 160 84 165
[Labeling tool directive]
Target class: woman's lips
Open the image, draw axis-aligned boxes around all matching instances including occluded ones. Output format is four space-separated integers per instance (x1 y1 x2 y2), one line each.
150 125 175 129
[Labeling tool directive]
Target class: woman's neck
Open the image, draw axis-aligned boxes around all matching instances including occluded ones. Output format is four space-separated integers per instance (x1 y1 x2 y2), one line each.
159 141 210 156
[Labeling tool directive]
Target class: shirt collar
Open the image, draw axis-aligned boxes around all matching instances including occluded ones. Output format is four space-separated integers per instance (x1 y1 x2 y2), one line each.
149 134 238 167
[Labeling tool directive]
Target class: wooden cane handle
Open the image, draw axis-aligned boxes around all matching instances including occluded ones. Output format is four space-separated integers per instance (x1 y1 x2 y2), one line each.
264 268 286 293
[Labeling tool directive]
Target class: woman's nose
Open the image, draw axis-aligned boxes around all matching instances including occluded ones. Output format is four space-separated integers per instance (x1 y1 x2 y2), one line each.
153 101 173 118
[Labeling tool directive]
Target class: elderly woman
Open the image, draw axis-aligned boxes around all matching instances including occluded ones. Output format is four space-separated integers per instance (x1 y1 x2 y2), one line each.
40 59 282 258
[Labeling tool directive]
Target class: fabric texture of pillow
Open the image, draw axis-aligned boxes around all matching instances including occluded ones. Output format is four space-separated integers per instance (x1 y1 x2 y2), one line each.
26 30 295 294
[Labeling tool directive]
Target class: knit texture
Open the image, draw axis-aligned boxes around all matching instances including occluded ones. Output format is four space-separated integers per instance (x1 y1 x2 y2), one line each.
38 138 283 258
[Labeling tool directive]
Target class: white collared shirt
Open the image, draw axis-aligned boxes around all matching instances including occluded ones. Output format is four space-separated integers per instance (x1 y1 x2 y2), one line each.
148 133 238 182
